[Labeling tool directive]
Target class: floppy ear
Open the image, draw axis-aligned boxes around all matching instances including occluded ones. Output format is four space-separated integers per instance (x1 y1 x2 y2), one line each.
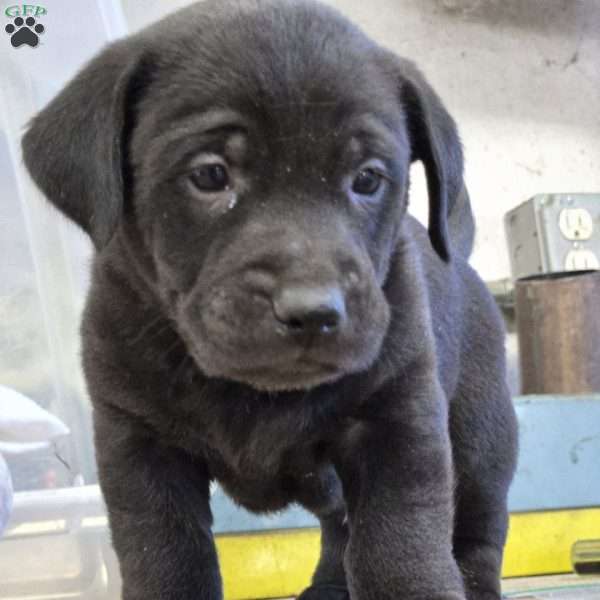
22 42 150 250
398 58 465 261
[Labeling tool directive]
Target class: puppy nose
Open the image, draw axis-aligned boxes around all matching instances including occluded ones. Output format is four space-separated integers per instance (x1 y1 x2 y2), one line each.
273 286 346 333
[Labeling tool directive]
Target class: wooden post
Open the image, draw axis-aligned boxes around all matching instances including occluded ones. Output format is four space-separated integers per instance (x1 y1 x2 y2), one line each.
515 270 600 394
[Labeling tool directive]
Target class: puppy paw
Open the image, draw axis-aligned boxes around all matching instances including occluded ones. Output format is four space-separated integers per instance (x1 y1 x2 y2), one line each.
297 583 349 600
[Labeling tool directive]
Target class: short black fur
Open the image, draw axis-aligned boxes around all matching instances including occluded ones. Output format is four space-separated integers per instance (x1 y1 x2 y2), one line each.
22 1 518 599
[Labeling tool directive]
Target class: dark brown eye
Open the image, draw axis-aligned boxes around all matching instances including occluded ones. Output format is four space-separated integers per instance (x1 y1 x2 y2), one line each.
189 164 229 192
352 169 382 196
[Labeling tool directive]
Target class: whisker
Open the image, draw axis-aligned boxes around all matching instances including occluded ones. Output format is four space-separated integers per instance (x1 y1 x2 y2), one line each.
128 313 169 346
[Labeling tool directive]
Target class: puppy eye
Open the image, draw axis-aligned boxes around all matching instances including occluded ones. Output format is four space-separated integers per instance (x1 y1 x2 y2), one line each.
352 169 382 196
189 164 230 192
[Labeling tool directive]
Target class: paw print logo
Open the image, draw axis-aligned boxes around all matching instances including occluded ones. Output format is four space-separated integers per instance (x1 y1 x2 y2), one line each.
5 16 45 48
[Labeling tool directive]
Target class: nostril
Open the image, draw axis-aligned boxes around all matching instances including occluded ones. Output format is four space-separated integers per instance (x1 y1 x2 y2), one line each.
302 305 341 331
287 317 305 331
273 286 346 334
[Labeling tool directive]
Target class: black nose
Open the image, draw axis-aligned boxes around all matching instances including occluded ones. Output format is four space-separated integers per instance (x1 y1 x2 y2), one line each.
273 286 346 333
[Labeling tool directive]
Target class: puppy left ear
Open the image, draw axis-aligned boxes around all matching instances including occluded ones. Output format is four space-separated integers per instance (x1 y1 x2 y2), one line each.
22 41 151 250
397 58 465 261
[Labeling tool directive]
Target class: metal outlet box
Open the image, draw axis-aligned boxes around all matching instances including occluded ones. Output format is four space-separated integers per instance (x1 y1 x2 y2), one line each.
504 194 600 280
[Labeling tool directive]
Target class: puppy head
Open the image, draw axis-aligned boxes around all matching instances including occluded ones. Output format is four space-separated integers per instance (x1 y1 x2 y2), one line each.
22 0 464 392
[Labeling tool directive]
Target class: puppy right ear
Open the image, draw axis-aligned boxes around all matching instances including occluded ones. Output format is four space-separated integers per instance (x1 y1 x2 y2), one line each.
22 42 151 250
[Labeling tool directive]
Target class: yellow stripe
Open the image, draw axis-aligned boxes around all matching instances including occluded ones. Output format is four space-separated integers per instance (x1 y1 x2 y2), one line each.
215 508 600 600
217 528 320 599
504 508 600 577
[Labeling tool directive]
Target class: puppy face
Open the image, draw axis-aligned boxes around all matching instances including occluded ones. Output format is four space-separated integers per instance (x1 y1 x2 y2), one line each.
130 7 412 390
22 0 464 392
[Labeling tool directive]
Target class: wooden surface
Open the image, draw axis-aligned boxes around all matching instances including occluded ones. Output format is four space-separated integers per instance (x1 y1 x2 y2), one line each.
502 573 600 598
275 575 600 599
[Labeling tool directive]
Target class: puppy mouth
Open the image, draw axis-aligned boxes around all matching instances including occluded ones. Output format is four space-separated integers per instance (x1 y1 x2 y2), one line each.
177 273 390 391
179 314 358 391
186 325 380 391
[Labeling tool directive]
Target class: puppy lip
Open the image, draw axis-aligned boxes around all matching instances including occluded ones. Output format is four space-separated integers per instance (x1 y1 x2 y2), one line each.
233 358 340 378
228 363 344 392
223 356 344 386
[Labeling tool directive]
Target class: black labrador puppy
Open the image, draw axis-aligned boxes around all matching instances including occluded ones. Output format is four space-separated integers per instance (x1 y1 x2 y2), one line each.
22 1 518 599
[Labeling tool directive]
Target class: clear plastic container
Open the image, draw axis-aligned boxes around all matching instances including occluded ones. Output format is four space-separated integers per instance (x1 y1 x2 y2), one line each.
0 2 133 597
0 3 315 597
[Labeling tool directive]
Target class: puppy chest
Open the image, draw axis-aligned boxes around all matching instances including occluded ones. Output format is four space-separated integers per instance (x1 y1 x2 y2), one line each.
205 439 342 515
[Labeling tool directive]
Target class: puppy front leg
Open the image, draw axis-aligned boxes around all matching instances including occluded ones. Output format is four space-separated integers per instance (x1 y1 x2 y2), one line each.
94 407 222 600
337 382 465 600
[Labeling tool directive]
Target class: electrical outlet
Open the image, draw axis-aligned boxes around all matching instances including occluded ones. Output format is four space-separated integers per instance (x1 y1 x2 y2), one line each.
505 194 600 279
559 208 594 241
565 249 599 270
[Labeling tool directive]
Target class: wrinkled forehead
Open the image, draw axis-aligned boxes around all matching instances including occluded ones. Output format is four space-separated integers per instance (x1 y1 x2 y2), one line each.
135 4 405 158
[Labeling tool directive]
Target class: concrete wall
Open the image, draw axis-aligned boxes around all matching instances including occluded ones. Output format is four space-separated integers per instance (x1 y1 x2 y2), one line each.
123 0 600 281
